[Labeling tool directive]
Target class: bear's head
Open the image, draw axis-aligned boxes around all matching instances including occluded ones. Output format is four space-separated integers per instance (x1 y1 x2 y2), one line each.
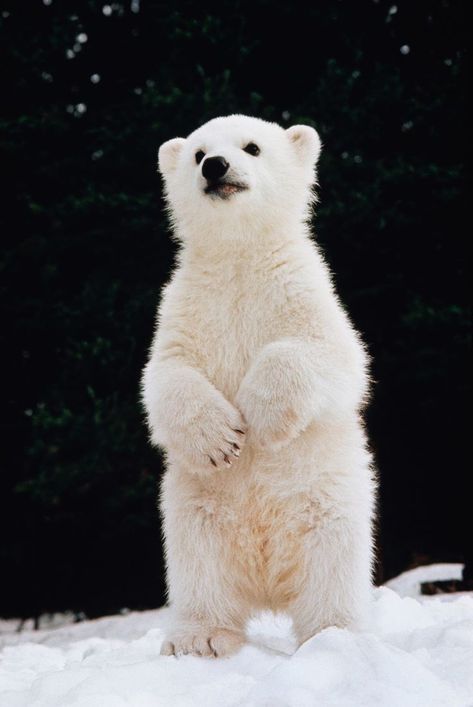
158 114 321 240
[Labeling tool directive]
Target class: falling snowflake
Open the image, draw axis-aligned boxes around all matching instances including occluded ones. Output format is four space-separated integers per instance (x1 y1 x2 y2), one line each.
90 73 101 84
400 45 410 55
102 5 112 16
67 103 87 117
282 111 290 121
386 5 398 23
76 32 88 43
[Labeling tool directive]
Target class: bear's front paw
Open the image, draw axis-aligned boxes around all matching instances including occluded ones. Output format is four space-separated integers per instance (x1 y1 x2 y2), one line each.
235 388 304 451
170 400 247 473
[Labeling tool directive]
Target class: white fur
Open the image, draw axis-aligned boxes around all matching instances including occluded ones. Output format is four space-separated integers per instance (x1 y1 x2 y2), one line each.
142 114 376 658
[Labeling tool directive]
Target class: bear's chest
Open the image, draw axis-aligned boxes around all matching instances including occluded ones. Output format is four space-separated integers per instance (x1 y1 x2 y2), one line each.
177 268 288 397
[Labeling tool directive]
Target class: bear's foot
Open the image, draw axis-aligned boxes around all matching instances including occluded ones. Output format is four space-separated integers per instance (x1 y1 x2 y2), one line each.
160 627 244 658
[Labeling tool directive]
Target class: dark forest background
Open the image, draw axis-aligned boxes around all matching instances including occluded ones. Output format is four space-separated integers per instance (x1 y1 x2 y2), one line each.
1 0 469 619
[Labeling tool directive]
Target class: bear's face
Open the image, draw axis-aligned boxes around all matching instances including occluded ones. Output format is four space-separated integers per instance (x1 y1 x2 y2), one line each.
158 115 321 239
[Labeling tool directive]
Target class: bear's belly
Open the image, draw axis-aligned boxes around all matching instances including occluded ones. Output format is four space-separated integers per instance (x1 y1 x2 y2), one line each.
163 465 320 608
228 486 318 608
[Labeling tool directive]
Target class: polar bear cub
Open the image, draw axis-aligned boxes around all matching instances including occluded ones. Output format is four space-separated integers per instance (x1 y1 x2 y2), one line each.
142 114 375 658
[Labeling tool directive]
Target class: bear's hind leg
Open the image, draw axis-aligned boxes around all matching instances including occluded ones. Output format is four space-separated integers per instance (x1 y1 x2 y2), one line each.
160 478 252 657
286 512 374 647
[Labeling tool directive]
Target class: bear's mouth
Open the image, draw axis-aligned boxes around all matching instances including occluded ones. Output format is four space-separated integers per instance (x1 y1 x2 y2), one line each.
204 181 248 199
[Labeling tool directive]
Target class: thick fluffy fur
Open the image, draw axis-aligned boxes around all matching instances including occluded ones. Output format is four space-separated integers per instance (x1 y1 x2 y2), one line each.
142 115 375 658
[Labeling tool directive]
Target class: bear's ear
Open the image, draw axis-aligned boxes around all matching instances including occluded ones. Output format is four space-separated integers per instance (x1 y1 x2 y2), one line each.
158 137 186 176
286 125 321 166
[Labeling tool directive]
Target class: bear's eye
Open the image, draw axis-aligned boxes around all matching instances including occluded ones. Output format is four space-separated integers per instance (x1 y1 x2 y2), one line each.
243 142 260 156
195 150 205 165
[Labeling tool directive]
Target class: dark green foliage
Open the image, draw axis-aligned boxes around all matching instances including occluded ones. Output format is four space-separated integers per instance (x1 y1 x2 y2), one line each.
0 0 469 616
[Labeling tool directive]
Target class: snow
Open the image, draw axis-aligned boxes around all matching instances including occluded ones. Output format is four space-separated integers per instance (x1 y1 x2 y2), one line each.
385 563 464 597
1 568 472 706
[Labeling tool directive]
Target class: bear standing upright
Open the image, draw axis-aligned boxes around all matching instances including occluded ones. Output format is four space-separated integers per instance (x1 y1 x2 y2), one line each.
142 115 375 658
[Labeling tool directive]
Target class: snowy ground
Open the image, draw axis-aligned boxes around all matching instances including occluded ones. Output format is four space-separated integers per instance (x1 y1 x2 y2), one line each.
1 566 472 707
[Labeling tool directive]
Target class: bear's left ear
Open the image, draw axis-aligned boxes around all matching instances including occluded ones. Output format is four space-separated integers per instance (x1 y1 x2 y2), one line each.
286 125 321 166
158 137 186 176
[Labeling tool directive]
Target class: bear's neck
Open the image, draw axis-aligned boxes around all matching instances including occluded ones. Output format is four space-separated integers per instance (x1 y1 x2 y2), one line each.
179 216 311 264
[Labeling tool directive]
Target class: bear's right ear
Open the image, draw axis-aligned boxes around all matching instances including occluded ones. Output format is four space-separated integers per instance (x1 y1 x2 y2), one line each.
158 137 186 176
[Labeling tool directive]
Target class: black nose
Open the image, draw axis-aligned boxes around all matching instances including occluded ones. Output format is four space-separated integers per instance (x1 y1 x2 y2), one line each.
202 155 229 181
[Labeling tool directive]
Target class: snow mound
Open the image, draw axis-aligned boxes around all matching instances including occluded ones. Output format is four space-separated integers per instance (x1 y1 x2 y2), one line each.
1 588 472 707
385 563 464 597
